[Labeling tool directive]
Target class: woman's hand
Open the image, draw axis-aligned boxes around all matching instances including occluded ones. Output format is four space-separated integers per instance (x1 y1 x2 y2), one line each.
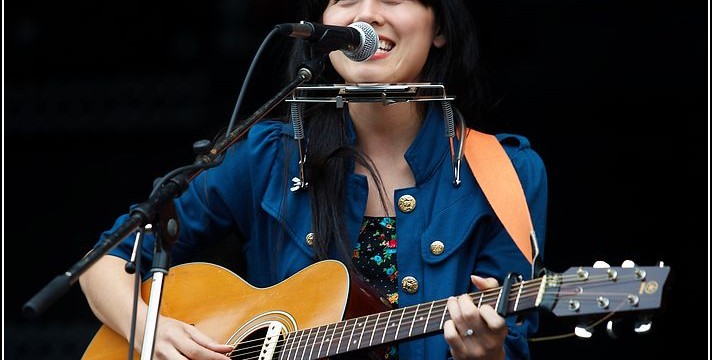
143 316 233 360
444 275 508 360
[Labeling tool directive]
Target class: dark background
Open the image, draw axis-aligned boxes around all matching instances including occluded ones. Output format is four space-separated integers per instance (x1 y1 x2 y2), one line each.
4 0 708 359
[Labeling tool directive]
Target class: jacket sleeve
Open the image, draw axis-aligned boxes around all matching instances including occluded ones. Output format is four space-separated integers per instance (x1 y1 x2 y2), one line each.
96 120 288 279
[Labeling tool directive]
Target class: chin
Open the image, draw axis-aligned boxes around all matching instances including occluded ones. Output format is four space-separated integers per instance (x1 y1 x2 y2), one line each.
341 69 396 84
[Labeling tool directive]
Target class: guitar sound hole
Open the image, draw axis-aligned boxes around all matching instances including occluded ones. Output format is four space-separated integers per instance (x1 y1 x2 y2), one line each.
229 327 283 360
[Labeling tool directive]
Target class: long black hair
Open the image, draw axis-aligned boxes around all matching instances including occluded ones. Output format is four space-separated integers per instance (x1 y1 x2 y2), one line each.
282 0 486 263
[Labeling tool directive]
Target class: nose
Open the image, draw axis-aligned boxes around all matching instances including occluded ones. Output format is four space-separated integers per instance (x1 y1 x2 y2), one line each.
353 0 385 26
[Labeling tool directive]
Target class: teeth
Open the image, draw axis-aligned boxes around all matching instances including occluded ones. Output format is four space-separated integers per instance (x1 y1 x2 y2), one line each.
378 39 393 51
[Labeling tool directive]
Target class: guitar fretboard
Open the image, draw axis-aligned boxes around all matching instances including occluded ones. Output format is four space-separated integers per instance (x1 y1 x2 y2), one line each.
276 279 541 360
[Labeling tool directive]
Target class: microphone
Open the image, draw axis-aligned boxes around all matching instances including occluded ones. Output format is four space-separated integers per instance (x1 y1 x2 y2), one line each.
275 21 379 62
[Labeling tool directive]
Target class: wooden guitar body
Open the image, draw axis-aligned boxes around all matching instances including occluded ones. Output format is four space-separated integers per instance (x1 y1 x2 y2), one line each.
82 260 670 359
82 260 387 359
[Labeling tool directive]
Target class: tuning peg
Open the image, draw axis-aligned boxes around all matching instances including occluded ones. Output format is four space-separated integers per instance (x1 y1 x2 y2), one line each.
621 260 636 268
634 319 653 333
605 319 633 339
657 261 665 267
593 260 610 268
606 317 653 337
574 325 593 338
606 320 618 339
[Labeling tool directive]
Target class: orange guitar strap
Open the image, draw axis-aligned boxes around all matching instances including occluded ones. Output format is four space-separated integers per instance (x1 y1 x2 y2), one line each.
462 129 535 264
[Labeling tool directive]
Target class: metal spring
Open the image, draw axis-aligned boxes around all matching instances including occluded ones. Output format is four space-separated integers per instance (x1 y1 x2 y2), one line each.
290 102 304 140
441 101 455 138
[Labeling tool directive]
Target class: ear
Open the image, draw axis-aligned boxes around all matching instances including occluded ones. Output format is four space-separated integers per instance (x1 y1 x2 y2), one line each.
433 33 447 48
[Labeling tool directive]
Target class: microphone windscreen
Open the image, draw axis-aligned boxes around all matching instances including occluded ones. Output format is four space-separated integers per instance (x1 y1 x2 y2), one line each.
345 22 378 62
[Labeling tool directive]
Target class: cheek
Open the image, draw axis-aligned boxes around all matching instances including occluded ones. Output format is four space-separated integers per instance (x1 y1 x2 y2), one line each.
321 7 349 26
416 26 438 56
328 52 350 78
401 29 435 61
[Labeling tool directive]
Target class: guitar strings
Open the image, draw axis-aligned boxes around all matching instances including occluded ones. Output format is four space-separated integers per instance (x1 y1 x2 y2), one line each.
227 286 507 358
228 274 645 359
236 270 632 358
227 274 646 360
228 275 643 360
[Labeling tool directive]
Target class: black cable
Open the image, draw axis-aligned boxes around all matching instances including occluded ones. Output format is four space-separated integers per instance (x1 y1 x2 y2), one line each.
125 25 282 358
225 26 280 136
149 27 280 199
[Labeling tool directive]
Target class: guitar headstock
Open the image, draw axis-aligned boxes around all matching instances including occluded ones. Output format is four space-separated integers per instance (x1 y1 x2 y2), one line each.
540 262 670 318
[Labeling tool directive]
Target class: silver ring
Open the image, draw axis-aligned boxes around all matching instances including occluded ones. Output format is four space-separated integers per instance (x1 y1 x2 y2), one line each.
465 328 474 337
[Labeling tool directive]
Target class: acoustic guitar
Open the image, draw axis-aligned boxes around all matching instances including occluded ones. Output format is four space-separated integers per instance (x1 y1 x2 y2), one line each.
82 260 670 359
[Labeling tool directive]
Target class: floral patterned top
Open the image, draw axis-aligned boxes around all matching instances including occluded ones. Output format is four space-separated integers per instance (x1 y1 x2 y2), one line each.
353 216 399 359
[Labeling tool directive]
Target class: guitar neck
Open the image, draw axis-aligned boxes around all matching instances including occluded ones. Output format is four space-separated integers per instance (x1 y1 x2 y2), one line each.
279 278 543 359
81 262 668 360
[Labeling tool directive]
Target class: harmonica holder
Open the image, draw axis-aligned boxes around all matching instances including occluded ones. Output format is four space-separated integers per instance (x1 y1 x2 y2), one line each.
287 83 464 190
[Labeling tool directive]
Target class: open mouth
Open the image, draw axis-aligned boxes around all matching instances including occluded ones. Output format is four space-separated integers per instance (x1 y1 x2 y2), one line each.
377 39 394 53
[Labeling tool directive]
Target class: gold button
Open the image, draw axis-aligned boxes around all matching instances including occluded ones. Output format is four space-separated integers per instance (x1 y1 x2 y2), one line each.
430 240 445 255
401 276 419 294
397 195 416 213
305 232 315 246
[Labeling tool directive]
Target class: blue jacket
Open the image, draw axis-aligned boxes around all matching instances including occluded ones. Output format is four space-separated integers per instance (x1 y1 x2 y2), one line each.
102 104 548 359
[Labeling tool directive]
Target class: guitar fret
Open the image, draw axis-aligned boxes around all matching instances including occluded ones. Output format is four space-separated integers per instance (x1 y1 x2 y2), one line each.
346 317 359 351
294 330 304 360
324 321 343 356
336 319 349 355
369 313 381 347
300 328 313 360
357 315 369 350
511 287 537 314
401 306 419 339
288 330 302 360
312 326 322 359
407 304 421 337
303 328 311 360
325 322 339 357
277 333 288 360
287 332 299 360
416 303 431 335
394 308 406 340
316 324 329 358
381 310 394 344
423 300 435 333
477 292 483 307
514 282 524 311
294 329 309 359
494 288 503 313
319 325 329 358
439 300 448 329
300 332 307 359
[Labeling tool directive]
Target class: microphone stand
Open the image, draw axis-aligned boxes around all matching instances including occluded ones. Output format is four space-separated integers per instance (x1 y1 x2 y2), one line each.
22 57 325 357
139 217 171 360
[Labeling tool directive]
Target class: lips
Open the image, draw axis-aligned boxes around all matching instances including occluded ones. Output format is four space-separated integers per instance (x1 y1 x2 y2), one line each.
378 39 394 52
377 35 395 53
